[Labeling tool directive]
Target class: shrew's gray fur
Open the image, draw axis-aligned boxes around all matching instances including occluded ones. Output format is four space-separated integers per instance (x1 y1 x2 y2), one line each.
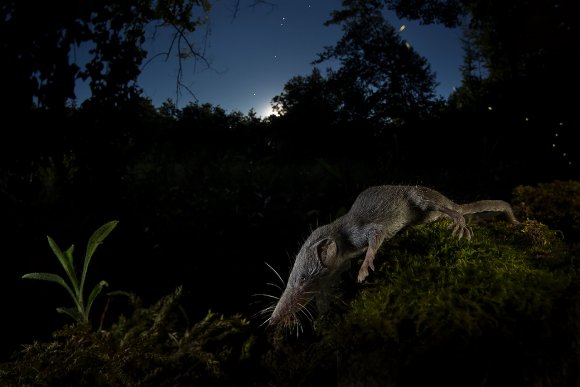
269 185 518 328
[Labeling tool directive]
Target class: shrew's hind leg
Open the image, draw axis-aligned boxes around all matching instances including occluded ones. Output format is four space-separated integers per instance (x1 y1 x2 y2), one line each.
439 206 473 240
414 187 473 240
424 201 473 240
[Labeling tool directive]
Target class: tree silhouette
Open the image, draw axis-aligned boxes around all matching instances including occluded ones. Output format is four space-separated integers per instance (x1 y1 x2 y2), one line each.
383 0 579 115
315 0 438 127
446 26 487 111
0 0 211 113
269 68 346 158
272 68 338 120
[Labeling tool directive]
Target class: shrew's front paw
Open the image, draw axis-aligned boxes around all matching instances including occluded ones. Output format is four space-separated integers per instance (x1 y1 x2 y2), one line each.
357 265 370 282
357 259 375 282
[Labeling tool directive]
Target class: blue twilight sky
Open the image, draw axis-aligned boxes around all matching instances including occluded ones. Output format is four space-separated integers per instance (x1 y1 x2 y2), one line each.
75 0 464 117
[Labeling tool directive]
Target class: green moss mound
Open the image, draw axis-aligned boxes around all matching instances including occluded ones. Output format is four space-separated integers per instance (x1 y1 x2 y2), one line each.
0 287 252 386
318 219 578 386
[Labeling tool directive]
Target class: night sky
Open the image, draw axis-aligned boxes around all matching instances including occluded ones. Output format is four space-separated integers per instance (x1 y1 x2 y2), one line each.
74 0 464 117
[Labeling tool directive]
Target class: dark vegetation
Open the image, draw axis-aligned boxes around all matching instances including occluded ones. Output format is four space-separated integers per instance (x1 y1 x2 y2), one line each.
1 0 578 385
1 206 578 386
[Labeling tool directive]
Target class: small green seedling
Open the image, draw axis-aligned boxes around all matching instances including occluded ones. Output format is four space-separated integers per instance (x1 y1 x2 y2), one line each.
23 220 119 324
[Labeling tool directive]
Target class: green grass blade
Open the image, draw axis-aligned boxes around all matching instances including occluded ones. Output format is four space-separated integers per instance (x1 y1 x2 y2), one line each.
81 221 118 289
23 272 67 287
64 244 75 267
86 280 108 319
47 236 79 292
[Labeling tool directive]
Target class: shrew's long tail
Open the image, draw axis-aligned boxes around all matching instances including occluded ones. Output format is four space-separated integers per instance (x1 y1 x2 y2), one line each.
458 200 519 224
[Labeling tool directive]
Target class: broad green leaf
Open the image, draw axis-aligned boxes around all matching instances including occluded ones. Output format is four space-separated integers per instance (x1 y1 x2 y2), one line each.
56 307 82 322
82 221 118 288
86 280 108 318
22 272 77 304
47 236 79 291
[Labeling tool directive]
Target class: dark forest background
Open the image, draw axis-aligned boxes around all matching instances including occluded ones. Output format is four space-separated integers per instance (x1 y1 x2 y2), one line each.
1 0 578 363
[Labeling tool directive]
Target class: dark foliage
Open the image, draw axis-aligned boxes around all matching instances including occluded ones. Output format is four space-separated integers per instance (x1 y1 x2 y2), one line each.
2 199 578 386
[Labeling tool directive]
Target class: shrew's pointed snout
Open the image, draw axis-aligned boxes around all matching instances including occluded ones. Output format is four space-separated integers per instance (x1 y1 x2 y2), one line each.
269 288 291 326
269 283 315 328
269 305 282 326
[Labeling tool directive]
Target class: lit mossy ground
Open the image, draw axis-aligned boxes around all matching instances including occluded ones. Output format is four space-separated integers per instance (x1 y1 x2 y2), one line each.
315 220 577 386
1 181 578 386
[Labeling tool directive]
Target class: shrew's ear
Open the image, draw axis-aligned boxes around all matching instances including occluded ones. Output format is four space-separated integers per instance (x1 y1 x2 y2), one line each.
316 238 338 269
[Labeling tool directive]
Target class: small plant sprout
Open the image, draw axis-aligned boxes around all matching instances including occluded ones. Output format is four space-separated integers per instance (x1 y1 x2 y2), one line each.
23 220 119 324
